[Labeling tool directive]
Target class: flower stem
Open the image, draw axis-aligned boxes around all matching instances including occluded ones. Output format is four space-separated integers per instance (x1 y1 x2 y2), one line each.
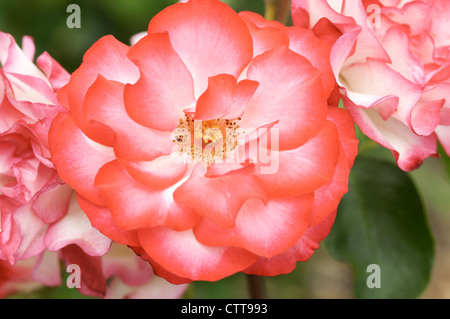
264 0 278 21
264 0 291 24
246 274 267 299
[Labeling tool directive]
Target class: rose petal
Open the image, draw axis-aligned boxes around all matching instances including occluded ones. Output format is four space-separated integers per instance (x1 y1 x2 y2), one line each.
124 32 196 131
36 52 71 91
60 245 106 297
49 113 115 206
345 97 437 171
194 194 314 258
138 227 258 281
194 74 259 120
244 210 336 276
255 121 341 197
94 161 200 231
77 194 140 247
45 192 112 256
174 164 266 229
287 26 335 96
241 45 327 151
32 182 73 224
148 0 253 97
67 35 139 129
82 75 174 161
32 250 61 287
239 11 289 58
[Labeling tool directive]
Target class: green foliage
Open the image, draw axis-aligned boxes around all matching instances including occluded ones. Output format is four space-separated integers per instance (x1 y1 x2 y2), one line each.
325 158 435 298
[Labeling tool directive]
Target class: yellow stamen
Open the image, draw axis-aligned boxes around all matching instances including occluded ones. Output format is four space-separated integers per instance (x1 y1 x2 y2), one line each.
173 114 242 165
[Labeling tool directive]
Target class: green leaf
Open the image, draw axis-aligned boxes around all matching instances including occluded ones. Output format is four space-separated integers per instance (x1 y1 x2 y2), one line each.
325 158 435 299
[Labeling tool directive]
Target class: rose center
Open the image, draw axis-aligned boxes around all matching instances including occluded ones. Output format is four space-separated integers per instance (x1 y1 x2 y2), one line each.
173 115 242 165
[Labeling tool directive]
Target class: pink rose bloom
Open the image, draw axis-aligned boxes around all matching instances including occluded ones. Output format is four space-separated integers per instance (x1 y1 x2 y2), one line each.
292 0 450 171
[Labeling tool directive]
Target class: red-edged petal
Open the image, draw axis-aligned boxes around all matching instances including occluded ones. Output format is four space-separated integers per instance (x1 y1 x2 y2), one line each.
118 155 187 190
94 161 200 231
174 164 266 229
311 16 343 46
32 182 72 224
56 83 70 111
255 121 341 197
44 192 112 256
423 83 450 125
138 227 258 281
341 1 391 64
4 72 57 106
344 96 437 171
130 246 192 285
411 99 444 136
49 113 115 206
77 194 140 247
82 75 174 161
36 51 70 91
342 59 423 129
239 11 289 58
194 74 237 120
194 74 259 120
124 32 196 131
194 194 314 258
241 45 327 151
287 26 335 96
326 105 359 167
309 148 349 226
67 35 139 131
148 0 253 97
244 210 336 276
3 72 63 123
0 32 50 85
380 26 425 86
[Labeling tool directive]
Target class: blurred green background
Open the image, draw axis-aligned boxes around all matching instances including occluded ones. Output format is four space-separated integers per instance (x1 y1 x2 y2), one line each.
1 0 450 299
0 0 264 73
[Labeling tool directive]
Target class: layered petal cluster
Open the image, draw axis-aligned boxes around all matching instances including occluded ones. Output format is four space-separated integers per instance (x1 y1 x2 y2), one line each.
49 0 358 283
0 31 111 264
0 244 187 298
0 32 184 298
292 0 450 171
0 258 43 298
